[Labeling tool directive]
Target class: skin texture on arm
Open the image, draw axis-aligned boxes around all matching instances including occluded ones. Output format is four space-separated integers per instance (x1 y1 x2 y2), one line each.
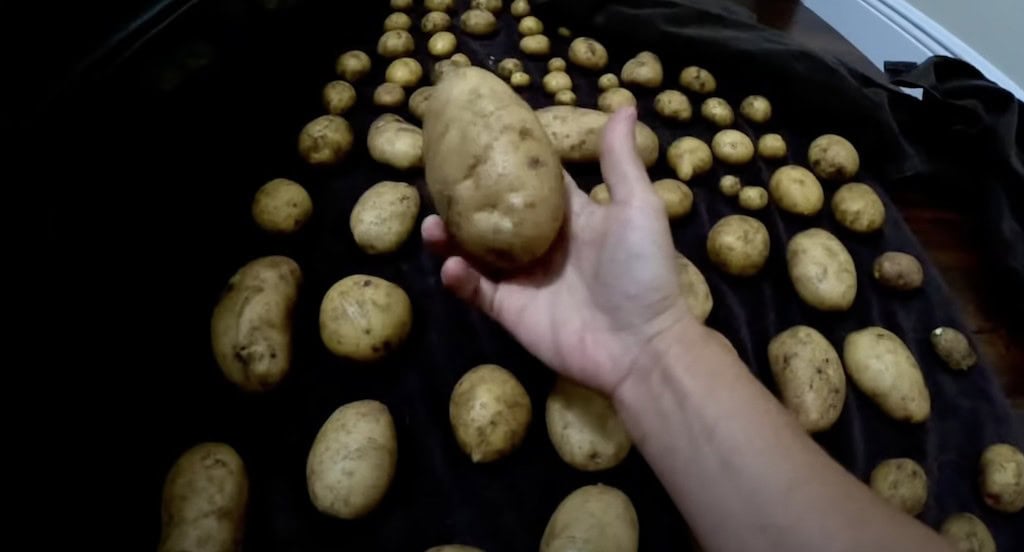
422 108 950 552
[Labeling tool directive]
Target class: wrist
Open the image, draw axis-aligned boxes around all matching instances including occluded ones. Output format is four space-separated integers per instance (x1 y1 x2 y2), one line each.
611 312 706 409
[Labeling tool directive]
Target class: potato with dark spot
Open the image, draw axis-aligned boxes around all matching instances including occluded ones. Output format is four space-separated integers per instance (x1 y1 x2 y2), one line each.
676 253 713 322
768 325 846 432
873 252 924 290
374 82 406 107
701 97 734 127
870 458 928 515
322 80 356 115
712 129 754 165
667 136 712 181
843 327 930 422
568 37 609 70
298 115 353 165
520 34 551 56
679 66 716 94
832 182 885 233
769 165 824 216
930 327 977 370
654 90 692 122
940 513 996 552
367 114 423 170
450 364 532 463
460 9 497 36
739 95 772 123
757 133 787 160
319 275 412 361
598 87 636 113
737 186 768 211
536 106 659 167
377 29 415 58
546 377 631 471
408 86 434 120
541 485 639 552
252 178 312 234
336 50 371 81
421 11 452 34
808 134 860 181
786 228 857 311
350 181 420 254
979 443 1024 512
654 178 693 219
620 51 662 87
707 215 770 276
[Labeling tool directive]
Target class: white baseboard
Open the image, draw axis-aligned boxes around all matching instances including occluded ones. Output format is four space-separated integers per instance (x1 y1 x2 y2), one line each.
802 0 1024 101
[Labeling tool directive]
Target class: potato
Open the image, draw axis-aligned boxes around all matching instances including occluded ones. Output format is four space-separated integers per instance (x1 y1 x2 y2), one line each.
408 86 434 120
598 87 637 113
737 186 768 211
711 129 754 165
979 443 1024 512
557 26 572 37
350 181 421 254
653 178 693 219
498 58 524 80
520 34 551 56
666 136 712 181
940 513 996 552
873 252 924 290
679 65 716 94
676 253 713 322
596 73 617 91
706 215 770 277
378 29 415 58
767 326 845 432
384 11 412 31
541 485 639 552
870 458 928 515
547 57 566 72
427 546 484 552
518 15 543 35
739 95 772 123
536 106 659 167
654 90 692 122
425 0 455 11
425 67 565 270
450 53 471 67
786 228 857 311
159 443 247 552
428 32 457 57
568 37 609 70
450 364 532 462
460 9 498 36
542 71 572 94
546 377 631 471
386 57 423 88
768 165 824 216
719 175 741 197
701 97 734 127
554 90 577 106
808 134 860 181
431 60 457 84
757 133 787 160
510 71 531 88
307 400 397 519
298 115 353 165
374 82 406 107
368 114 423 170
930 327 977 371
319 275 412 361
589 183 610 204
510 0 531 17
336 50 371 81
422 10 452 34
831 182 885 233
471 0 502 12
843 327 930 423
391 0 413 9
252 178 313 234
620 51 662 87
322 80 356 115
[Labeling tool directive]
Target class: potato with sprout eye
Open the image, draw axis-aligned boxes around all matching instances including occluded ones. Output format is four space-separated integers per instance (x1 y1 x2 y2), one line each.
740 95 772 123
654 90 692 122
707 215 770 276
298 115 353 165
679 66 716 93
701 97 734 127
620 51 662 87
568 37 609 70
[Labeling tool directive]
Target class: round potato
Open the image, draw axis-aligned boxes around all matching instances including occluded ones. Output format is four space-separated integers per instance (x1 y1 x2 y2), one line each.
541 485 639 552
159 443 247 552
350 181 421 255
711 129 754 165
701 97 734 127
450 364 532 463
450 53 471 67
654 90 692 122
870 458 928 516
319 275 412 361
768 325 845 432
831 182 885 233
470 0 502 12
787 228 857 311
707 215 770 277
676 253 713 322
757 133 787 160
520 34 551 56
589 183 610 204
719 175 741 197
536 106 659 168
374 82 406 107
385 57 423 88
546 377 631 471
425 0 455 10
421 10 452 33
511 0 531 17
568 37 609 70
548 57 567 72
252 178 313 234
873 252 924 290
554 90 577 106
940 513 996 552
378 29 415 58
679 65 716 94
518 15 543 35
298 115 353 166
843 327 931 423
336 50 371 81
808 134 860 181
543 71 572 94
460 9 497 36
408 86 434 120
739 95 772 123
384 11 412 31
620 51 662 87
367 114 423 170
667 136 712 181
598 87 637 113
510 71 531 88
653 178 693 219
594 73 616 91
498 58 524 80
391 0 413 8
427 546 484 552
979 443 1024 512
930 327 977 371
307 400 397 519
322 80 356 115
768 165 824 216
428 31 457 57
738 186 768 211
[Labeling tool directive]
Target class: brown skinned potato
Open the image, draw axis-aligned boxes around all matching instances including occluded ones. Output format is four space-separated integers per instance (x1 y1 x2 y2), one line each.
319 275 412 361
450 364 532 463
768 326 846 432
541 485 639 552
843 327 930 423
786 228 857 311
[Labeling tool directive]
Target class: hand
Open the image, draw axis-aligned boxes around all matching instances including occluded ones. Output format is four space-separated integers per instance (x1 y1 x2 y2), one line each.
422 108 694 396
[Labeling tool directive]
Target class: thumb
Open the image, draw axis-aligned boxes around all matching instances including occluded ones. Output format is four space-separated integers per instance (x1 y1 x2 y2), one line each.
599 107 652 204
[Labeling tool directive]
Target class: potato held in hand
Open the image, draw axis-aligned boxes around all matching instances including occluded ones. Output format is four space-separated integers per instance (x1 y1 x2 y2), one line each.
767 325 845 432
536 106 660 168
786 228 857 311
546 377 631 471
425 67 565 270
843 327 930 423
541 484 639 552
211 256 301 391
160 443 247 552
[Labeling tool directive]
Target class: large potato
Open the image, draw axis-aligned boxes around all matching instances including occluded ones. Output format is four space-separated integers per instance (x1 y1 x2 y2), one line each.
979 443 1024 512
541 484 639 552
769 165 824 216
306 400 397 519
536 106 659 167
808 134 860 181
298 115 353 165
767 325 845 432
568 37 609 70
831 182 885 233
707 215 770 277
211 256 301 391
251 178 312 234
450 364 532 463
786 228 857 311
546 377 631 471
940 513 996 552
368 114 423 170
675 253 713 322
666 136 712 181
620 51 662 87
843 327 931 423
424 67 565 270
350 181 420 254
319 275 412 361
869 458 928 515
159 443 247 552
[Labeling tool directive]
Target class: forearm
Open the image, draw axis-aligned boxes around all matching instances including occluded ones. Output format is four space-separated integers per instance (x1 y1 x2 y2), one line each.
614 320 949 552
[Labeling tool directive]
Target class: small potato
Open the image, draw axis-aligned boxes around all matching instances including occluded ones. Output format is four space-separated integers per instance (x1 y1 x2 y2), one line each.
542 71 572 94
546 377 631 471
307 400 397 519
425 0 454 11
498 58 524 80
510 71 531 88
252 178 313 234
511 0 531 17
787 228 857 311
620 51 663 87
374 82 406 107
471 0 502 12
460 9 498 36
546 58 566 73
768 165 824 216
737 186 768 211
554 90 577 106
598 73 619 91
808 134 860 181
568 37 609 70
831 182 885 233
701 97 734 127
350 181 421 254
518 15 543 35
654 90 692 122
159 443 247 552
979 443 1024 512
707 215 770 277
322 80 356 115
319 275 412 361
843 327 930 423
739 95 772 123
757 133 787 160
557 26 572 37
653 178 693 219
676 253 713 322
336 50 371 81
408 86 434 120
427 546 484 552
520 34 551 56
421 11 452 34
541 485 639 552
873 252 924 291
940 513 996 552
598 88 637 113
679 65 716 94
377 29 415 58
391 0 413 9
768 326 845 432
589 183 610 204
385 57 423 88
930 327 977 371
666 136 712 181
383 11 412 31
298 115 353 165
536 106 659 167
719 175 741 197
450 364 532 463
450 53 471 67
870 458 928 515
711 129 754 165
431 60 457 84
367 114 423 170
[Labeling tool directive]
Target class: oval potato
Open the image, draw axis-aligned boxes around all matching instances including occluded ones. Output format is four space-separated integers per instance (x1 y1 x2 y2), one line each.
159 443 247 552
368 114 423 170
769 165 824 216
832 182 885 233
767 325 846 432
252 178 312 234
319 275 412 361
546 377 631 471
808 134 860 181
536 106 659 167
979 443 1024 512
873 251 924 290
786 228 857 311
675 253 713 322
707 215 770 277
350 181 421 254
450 364 532 463
843 327 931 422
930 326 977 371
298 115 353 165
869 458 928 515
541 485 639 552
